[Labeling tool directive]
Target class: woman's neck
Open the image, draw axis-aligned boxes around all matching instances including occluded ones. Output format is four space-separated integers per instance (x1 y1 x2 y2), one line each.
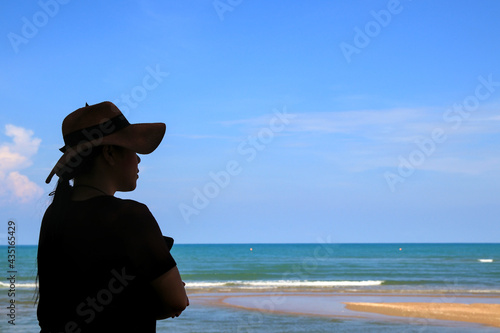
72 176 115 200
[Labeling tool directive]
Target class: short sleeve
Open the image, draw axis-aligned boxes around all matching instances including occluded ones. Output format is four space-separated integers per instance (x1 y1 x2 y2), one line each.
118 200 176 281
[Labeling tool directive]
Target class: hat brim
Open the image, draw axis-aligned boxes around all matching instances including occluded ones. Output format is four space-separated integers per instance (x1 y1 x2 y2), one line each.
45 122 165 183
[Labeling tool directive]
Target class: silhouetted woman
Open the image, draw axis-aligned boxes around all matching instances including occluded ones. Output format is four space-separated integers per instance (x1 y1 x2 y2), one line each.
37 102 188 333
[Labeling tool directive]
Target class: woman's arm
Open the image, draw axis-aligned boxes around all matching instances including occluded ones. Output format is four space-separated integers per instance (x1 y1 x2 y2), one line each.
150 266 189 319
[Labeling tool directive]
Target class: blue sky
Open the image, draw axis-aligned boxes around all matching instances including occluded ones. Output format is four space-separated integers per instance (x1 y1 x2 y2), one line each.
1 0 500 245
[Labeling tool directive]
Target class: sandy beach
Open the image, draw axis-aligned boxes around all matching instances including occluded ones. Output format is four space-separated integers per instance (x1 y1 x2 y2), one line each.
192 292 500 329
345 302 500 328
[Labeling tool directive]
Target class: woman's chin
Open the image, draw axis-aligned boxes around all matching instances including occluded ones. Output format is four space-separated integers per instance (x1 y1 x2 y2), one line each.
118 183 137 192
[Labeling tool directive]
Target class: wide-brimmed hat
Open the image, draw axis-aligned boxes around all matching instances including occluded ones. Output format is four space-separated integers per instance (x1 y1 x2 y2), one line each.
45 101 166 183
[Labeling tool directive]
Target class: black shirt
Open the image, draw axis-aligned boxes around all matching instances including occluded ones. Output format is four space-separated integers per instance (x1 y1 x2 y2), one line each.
37 196 176 333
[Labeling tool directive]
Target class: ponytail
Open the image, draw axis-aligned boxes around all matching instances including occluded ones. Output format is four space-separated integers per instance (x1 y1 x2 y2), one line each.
51 177 73 212
36 176 74 306
36 145 104 306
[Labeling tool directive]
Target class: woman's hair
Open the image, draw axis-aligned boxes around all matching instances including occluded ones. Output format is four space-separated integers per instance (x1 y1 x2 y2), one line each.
35 145 105 305
49 145 105 226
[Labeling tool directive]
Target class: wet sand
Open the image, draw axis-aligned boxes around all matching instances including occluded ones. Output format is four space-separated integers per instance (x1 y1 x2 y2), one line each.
191 292 500 328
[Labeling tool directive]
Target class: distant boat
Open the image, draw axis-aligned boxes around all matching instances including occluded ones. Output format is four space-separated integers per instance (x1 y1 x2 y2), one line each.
478 259 494 263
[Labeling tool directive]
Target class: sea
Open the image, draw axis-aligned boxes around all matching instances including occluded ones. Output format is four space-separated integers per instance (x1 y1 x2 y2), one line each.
1 243 499 332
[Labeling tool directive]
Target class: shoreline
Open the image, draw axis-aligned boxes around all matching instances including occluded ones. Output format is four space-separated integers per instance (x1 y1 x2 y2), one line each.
344 302 500 328
188 291 500 328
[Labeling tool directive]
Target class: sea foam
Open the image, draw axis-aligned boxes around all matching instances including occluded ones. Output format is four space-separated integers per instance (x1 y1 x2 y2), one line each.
186 280 384 289
0 281 37 288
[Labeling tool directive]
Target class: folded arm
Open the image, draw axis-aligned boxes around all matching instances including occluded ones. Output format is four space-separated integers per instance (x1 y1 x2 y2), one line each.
150 266 189 319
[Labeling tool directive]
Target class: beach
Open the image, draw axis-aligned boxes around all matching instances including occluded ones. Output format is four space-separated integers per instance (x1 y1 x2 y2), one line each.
3 289 499 332
345 301 500 328
2 243 499 332
196 291 500 329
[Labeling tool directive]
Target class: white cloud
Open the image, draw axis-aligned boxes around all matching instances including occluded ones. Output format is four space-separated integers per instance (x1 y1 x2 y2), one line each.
220 104 500 175
4 171 43 203
220 107 434 138
0 124 42 203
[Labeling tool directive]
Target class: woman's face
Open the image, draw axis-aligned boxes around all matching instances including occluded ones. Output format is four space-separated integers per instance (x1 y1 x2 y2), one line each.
113 147 141 192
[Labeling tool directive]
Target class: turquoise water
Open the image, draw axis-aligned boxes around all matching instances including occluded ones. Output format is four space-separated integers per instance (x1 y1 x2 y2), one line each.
175 243 500 293
1 243 499 332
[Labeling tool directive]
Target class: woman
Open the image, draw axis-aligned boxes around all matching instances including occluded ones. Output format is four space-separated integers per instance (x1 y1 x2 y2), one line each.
37 101 188 332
